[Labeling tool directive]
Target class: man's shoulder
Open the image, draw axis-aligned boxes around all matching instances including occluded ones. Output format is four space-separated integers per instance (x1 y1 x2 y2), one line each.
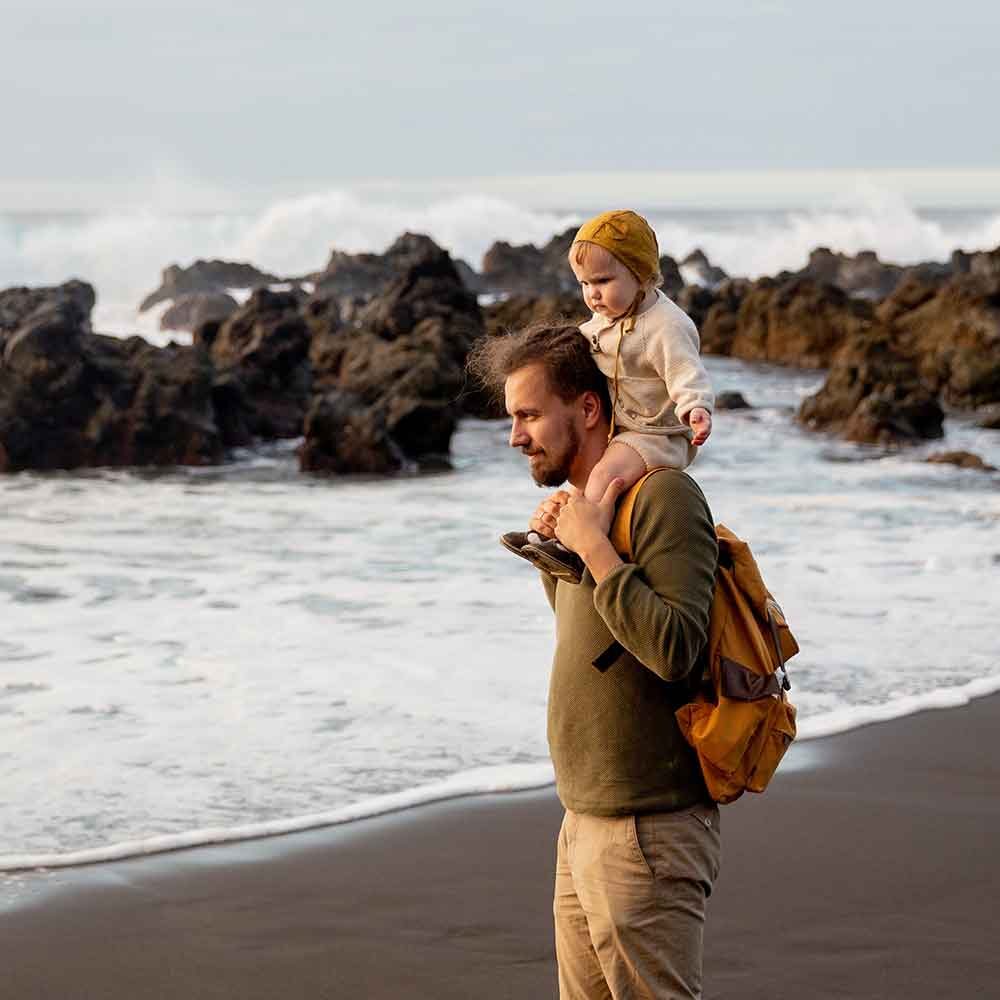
629 469 714 541
636 468 709 511
621 468 718 576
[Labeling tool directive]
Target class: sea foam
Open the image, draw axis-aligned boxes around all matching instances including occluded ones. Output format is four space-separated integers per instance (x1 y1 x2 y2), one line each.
2 186 1000 343
4 674 999 873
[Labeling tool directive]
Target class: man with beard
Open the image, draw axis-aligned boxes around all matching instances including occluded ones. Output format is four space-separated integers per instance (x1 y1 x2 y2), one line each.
469 324 721 1000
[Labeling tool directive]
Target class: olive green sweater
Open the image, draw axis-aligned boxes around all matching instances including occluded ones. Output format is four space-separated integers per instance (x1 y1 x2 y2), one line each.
542 470 718 815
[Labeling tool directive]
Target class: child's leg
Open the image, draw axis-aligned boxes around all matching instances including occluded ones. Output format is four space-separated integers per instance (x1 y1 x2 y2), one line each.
583 441 647 504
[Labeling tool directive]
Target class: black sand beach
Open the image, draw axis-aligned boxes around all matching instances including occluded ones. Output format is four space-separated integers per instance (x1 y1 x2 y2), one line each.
4 693 999 999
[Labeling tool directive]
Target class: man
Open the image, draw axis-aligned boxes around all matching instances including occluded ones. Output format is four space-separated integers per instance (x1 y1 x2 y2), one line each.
469 324 721 1000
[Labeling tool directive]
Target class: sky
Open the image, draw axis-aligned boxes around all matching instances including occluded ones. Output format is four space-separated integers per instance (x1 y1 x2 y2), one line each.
3 0 1000 206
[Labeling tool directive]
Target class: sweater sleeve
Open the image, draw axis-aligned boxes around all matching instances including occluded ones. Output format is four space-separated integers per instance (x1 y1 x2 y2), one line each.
647 310 715 423
592 472 717 682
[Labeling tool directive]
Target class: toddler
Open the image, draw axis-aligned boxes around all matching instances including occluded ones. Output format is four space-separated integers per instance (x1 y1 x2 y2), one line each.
502 209 714 582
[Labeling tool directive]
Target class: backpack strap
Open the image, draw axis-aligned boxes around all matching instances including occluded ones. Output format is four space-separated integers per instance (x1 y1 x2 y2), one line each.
610 466 670 561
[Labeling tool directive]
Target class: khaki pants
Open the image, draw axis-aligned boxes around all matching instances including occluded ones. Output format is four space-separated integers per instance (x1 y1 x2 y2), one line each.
554 805 721 1000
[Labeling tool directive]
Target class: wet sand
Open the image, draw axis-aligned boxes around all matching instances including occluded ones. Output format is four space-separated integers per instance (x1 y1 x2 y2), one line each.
4 694 1000 999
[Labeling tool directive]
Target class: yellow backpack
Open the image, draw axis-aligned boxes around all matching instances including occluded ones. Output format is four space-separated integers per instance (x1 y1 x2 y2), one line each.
610 469 799 804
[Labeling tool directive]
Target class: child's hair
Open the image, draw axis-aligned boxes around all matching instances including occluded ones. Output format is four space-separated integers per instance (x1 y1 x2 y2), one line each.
466 323 611 417
569 239 663 289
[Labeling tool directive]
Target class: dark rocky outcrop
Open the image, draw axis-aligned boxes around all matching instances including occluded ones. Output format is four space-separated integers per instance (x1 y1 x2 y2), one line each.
975 404 1000 430
482 294 586 339
798 331 943 445
925 450 997 472
694 279 752 356
950 246 1000 281
800 248 899 300
680 249 728 289
311 233 448 299
659 255 684 299
0 302 221 471
140 260 279 312
888 273 1000 410
0 280 95 349
729 277 873 369
195 288 312 443
716 391 752 410
479 227 577 296
303 236 484 473
794 248 956 302
160 291 239 332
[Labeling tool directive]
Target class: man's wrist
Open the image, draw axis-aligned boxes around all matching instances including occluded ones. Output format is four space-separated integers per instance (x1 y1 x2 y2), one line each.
579 534 623 584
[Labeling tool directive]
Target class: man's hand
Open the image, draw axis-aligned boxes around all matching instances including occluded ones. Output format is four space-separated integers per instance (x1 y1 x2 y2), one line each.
688 407 712 447
554 479 626 558
529 490 571 539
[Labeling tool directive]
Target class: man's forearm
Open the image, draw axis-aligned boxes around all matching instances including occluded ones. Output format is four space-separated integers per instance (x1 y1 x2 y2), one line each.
578 534 624 584
594 564 709 682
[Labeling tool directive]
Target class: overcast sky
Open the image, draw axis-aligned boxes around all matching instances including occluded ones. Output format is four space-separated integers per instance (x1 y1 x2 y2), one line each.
4 0 1000 194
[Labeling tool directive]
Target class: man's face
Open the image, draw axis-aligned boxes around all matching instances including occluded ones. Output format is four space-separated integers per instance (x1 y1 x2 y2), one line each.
505 364 581 487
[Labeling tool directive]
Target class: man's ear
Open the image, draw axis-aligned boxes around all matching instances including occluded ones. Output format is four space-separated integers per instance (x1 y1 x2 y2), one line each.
580 390 604 429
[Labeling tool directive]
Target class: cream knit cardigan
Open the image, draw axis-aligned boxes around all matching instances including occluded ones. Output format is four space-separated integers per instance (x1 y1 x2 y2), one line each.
579 290 714 437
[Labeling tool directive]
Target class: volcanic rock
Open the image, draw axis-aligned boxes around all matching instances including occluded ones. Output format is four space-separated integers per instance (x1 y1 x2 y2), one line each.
680 250 728 289
951 246 1000 280
0 280 95 349
673 283 720 332
304 236 484 473
716 391 752 410
801 248 902 300
140 260 278 312
195 287 312 442
889 273 1000 410
730 277 872 368
480 227 577 296
975 403 1000 430
925 450 997 472
797 331 944 445
160 291 239 332
482 294 586 338
659 255 684 299
696 279 752 356
0 301 221 471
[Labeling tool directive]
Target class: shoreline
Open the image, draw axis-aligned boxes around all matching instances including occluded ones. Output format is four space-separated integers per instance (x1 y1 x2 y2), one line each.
5 693 1000 998
6 671 1000 874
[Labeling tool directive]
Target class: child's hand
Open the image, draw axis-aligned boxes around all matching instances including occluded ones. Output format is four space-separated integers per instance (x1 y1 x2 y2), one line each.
688 407 712 446
529 490 571 539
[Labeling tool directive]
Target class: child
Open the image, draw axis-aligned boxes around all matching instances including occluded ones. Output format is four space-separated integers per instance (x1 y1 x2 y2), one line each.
502 209 714 582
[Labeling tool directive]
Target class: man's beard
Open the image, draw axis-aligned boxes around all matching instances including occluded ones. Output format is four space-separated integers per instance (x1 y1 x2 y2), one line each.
529 419 580 487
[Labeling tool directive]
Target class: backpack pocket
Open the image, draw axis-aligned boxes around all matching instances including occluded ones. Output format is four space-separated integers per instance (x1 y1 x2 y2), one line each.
676 694 773 777
675 679 797 804
746 698 797 793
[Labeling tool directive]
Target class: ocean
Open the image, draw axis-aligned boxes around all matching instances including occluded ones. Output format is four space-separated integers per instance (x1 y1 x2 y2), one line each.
2 185 999 870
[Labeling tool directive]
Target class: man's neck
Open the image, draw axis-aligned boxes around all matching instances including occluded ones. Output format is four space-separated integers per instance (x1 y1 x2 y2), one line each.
567 424 612 491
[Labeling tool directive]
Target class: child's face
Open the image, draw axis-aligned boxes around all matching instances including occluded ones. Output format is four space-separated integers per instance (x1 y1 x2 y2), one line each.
570 244 643 320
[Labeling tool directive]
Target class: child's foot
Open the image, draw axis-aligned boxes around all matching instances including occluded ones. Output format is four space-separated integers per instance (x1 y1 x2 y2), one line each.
500 530 544 560
521 539 585 584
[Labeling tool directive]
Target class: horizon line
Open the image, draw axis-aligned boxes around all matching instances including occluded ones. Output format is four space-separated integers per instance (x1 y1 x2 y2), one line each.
4 166 1000 213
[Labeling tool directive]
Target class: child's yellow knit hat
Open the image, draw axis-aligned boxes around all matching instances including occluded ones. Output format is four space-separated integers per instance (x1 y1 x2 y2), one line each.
572 210 659 284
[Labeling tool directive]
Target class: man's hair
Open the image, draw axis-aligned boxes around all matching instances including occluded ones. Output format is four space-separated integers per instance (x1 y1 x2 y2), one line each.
467 324 611 416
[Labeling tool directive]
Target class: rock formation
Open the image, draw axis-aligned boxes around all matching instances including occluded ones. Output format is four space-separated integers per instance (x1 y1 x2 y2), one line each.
302 235 484 473
0 301 221 471
140 260 279 312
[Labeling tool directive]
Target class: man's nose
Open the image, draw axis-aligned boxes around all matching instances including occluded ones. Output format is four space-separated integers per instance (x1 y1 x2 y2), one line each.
509 421 528 448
